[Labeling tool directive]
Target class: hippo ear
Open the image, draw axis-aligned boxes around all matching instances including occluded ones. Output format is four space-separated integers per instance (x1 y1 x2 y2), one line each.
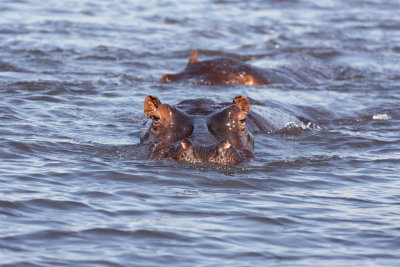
188 50 198 65
144 95 161 117
233 95 250 115
244 75 255 85
159 74 169 82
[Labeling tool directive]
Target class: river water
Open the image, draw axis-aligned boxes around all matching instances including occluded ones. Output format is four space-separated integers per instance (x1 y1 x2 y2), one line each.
1 0 399 266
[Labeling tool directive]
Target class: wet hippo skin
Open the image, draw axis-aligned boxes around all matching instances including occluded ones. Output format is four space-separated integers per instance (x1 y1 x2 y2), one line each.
159 50 269 85
141 95 264 165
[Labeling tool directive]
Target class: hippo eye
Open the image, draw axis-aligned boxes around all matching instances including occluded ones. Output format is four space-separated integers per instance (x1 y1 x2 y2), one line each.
238 118 246 131
151 115 160 124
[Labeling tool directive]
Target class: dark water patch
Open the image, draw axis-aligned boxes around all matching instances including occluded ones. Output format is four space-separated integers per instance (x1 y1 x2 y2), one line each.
306 195 384 206
44 260 123 267
24 95 64 103
0 61 27 72
0 200 28 217
35 20 93 35
196 172 331 191
0 24 30 35
3 140 36 154
156 207 230 218
373 157 400 166
114 189 151 199
6 80 100 96
133 229 193 242
76 55 121 61
75 190 117 199
325 135 395 150
9 172 75 190
306 49 341 60
244 215 297 226
0 106 24 121
88 169 156 184
0 209 17 217
47 47 79 56
81 228 193 243
354 229 400 249
19 198 91 211
268 154 340 169
3 140 75 159
171 163 257 178
2 262 41 267
196 49 266 62
2 229 82 243
338 172 388 184
25 49 49 57
164 17 190 25
1 195 83 218
77 45 137 60
331 65 368 81
121 61 152 69
115 209 149 217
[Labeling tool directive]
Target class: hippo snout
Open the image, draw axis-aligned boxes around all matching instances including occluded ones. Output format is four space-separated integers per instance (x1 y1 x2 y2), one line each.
173 139 253 165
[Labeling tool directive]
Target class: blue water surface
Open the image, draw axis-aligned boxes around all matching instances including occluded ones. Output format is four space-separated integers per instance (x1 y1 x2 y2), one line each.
0 0 399 266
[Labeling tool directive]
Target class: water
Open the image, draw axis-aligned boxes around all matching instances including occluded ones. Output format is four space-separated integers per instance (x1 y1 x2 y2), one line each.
1 0 399 266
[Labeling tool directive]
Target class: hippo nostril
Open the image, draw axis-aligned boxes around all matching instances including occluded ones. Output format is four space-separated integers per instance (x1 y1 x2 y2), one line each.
218 139 231 150
150 126 160 135
180 139 191 150
222 141 231 149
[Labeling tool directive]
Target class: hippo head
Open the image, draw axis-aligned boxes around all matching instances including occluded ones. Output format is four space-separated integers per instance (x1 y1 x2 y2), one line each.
141 95 193 144
141 95 254 165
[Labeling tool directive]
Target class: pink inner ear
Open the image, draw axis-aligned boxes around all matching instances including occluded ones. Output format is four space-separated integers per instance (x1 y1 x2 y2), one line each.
144 95 161 117
233 95 250 115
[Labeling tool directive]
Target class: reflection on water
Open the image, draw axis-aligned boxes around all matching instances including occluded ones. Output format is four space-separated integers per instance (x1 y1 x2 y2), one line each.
0 0 399 266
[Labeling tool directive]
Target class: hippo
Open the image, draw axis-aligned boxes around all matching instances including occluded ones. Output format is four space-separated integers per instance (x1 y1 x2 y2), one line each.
140 95 319 165
159 50 269 85
140 95 276 165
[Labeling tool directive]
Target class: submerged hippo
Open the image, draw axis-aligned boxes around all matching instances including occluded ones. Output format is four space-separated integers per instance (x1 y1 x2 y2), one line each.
140 95 274 165
159 50 269 85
